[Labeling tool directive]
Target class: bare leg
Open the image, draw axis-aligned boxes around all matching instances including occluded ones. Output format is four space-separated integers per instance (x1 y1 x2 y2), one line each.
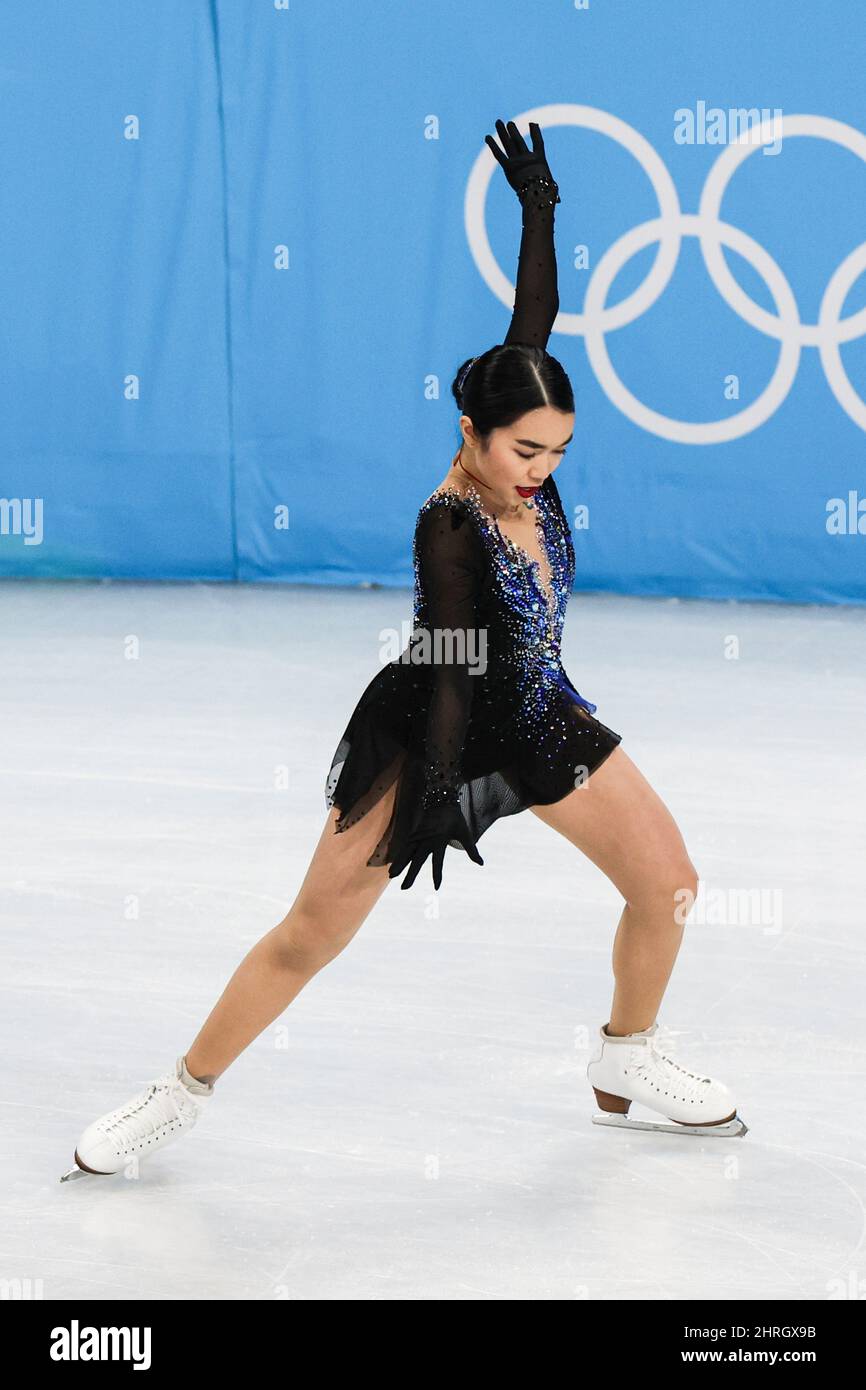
529 745 699 1036
184 781 398 1083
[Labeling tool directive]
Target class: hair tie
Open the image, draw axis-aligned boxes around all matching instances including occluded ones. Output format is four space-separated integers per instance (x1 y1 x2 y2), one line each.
456 356 479 397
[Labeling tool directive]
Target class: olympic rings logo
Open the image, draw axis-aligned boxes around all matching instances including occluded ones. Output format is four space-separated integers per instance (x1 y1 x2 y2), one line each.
466 105 866 443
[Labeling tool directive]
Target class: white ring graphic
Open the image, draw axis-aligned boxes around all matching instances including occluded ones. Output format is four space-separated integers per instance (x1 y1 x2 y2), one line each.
699 114 866 348
467 105 866 441
584 213 800 443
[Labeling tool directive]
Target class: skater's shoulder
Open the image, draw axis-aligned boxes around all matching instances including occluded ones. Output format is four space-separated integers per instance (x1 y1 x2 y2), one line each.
419 480 470 511
415 481 476 533
413 485 486 575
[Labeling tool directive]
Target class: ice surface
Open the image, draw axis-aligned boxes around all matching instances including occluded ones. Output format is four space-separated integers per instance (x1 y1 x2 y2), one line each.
1 578 864 1301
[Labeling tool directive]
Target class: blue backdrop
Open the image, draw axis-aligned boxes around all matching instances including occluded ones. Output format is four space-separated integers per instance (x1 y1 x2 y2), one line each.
1 0 864 604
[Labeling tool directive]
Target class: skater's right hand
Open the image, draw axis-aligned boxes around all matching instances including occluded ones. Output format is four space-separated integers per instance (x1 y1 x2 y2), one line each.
388 801 483 892
484 118 557 199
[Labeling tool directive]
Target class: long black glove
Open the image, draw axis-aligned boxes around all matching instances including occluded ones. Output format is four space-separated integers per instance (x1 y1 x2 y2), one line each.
388 800 484 892
486 118 561 348
484 118 560 204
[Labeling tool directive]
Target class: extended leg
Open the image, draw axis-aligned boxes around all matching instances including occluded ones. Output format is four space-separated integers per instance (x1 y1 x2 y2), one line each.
529 746 699 1034
184 783 399 1083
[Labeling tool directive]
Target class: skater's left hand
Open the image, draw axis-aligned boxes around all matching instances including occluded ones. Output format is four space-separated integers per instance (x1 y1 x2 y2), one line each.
485 118 557 199
388 802 483 891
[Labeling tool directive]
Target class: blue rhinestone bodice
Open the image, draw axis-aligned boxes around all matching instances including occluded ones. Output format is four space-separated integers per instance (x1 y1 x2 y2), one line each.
412 479 598 740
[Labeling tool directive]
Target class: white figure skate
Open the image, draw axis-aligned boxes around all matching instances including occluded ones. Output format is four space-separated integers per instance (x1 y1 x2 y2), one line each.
587 1022 748 1137
60 1055 214 1181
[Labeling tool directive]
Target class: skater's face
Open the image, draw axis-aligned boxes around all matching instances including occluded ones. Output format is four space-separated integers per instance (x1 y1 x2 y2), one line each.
461 406 574 507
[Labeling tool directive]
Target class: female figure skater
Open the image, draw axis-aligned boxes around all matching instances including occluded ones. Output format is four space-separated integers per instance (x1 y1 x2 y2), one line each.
62 120 745 1181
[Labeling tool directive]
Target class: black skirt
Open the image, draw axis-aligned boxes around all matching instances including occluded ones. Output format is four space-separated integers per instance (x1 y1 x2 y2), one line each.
324 643 622 869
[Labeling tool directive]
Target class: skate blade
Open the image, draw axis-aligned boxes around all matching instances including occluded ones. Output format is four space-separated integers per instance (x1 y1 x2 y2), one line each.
59 1165 91 1182
592 1111 748 1138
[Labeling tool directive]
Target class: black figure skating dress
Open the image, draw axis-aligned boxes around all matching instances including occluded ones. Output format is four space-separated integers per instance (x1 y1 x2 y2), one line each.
325 143 622 887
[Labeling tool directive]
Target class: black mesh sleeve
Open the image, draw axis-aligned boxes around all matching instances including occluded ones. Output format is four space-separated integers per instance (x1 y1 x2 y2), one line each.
503 174 561 350
503 174 572 574
414 501 485 815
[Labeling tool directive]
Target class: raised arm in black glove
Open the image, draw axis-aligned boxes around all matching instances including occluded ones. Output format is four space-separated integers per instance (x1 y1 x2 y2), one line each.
388 502 486 891
485 118 561 348
486 116 574 549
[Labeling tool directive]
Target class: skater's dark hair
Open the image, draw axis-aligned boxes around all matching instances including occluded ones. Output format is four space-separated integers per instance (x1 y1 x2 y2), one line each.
451 343 574 443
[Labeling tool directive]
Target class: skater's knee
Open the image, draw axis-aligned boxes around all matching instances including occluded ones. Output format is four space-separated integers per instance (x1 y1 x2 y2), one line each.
271 906 354 971
628 856 699 915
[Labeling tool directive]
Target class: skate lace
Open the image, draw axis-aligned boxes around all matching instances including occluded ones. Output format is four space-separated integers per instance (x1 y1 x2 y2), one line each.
631 1025 713 1101
102 1074 206 1151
